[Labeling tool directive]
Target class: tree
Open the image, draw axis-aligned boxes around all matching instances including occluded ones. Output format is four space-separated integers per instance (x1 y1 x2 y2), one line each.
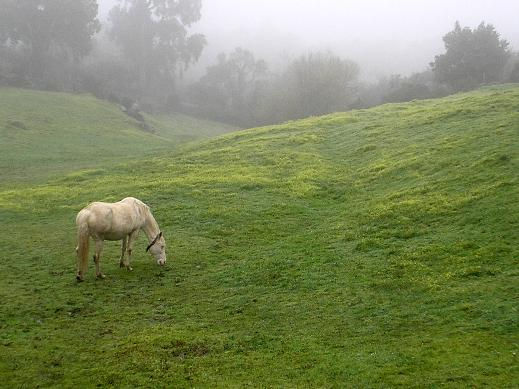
379 70 449 104
510 62 519 83
109 0 206 108
0 0 100 87
274 51 359 120
504 53 519 83
431 22 510 91
190 48 268 125
190 50 360 126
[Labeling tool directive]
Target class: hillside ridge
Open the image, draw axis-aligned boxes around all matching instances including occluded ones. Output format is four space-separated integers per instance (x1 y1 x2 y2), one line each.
0 87 237 185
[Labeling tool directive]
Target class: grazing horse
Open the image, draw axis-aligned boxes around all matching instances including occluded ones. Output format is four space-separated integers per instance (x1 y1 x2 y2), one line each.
75 197 166 281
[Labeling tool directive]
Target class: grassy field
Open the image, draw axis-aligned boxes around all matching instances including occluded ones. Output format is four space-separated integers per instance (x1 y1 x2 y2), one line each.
0 85 517 387
0 87 236 186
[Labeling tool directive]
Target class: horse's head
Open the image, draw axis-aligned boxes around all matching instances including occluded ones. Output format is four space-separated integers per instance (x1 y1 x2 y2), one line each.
146 231 166 266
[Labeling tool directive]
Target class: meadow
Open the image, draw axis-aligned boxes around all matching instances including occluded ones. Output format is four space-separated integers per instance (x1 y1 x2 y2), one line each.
0 85 517 387
0 88 236 186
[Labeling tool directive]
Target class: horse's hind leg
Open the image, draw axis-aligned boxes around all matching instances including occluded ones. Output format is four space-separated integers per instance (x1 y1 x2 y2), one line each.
94 239 105 279
119 236 128 269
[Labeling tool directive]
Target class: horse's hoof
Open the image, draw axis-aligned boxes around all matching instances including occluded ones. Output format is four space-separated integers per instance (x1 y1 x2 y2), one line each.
96 273 106 279
76 275 84 282
127 267 133 272
120 262 124 268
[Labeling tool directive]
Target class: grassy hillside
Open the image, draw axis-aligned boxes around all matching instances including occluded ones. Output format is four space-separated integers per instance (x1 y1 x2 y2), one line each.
0 88 237 186
0 85 517 387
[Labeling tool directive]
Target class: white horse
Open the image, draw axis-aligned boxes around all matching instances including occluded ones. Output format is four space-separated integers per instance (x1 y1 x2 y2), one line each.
75 197 166 281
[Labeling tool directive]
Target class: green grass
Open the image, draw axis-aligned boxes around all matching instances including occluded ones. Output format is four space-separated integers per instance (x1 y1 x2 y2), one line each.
0 85 518 387
0 87 237 186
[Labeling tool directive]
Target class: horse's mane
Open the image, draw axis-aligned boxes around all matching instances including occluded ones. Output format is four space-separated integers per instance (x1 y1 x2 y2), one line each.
127 197 151 219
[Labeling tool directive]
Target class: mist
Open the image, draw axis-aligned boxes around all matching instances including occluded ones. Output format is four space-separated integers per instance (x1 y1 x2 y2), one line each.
3 0 517 127
99 0 519 80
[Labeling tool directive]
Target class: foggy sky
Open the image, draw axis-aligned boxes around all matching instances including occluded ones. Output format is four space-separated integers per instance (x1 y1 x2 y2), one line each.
98 0 519 80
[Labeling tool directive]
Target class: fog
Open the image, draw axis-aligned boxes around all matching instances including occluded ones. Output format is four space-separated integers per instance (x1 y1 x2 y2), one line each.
99 0 519 80
4 0 513 126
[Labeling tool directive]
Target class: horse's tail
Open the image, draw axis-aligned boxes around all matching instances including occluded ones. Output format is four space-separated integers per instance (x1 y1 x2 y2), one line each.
75 210 90 281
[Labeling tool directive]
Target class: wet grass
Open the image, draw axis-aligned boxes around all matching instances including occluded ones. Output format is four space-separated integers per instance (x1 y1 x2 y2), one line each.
0 87 236 186
0 85 518 387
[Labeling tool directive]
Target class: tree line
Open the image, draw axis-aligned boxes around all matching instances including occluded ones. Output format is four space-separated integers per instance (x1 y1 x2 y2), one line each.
1 0 518 127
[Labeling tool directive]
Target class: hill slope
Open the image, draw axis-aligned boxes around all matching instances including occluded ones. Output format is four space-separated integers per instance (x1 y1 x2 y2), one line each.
0 85 517 386
0 88 237 185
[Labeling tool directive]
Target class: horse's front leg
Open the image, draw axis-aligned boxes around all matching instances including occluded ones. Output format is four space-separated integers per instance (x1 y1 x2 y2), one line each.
119 236 128 269
94 239 105 279
125 230 139 271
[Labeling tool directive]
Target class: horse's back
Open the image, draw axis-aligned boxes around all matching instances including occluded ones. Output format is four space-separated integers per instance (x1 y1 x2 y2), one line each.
76 203 113 231
120 197 148 210
76 198 147 239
